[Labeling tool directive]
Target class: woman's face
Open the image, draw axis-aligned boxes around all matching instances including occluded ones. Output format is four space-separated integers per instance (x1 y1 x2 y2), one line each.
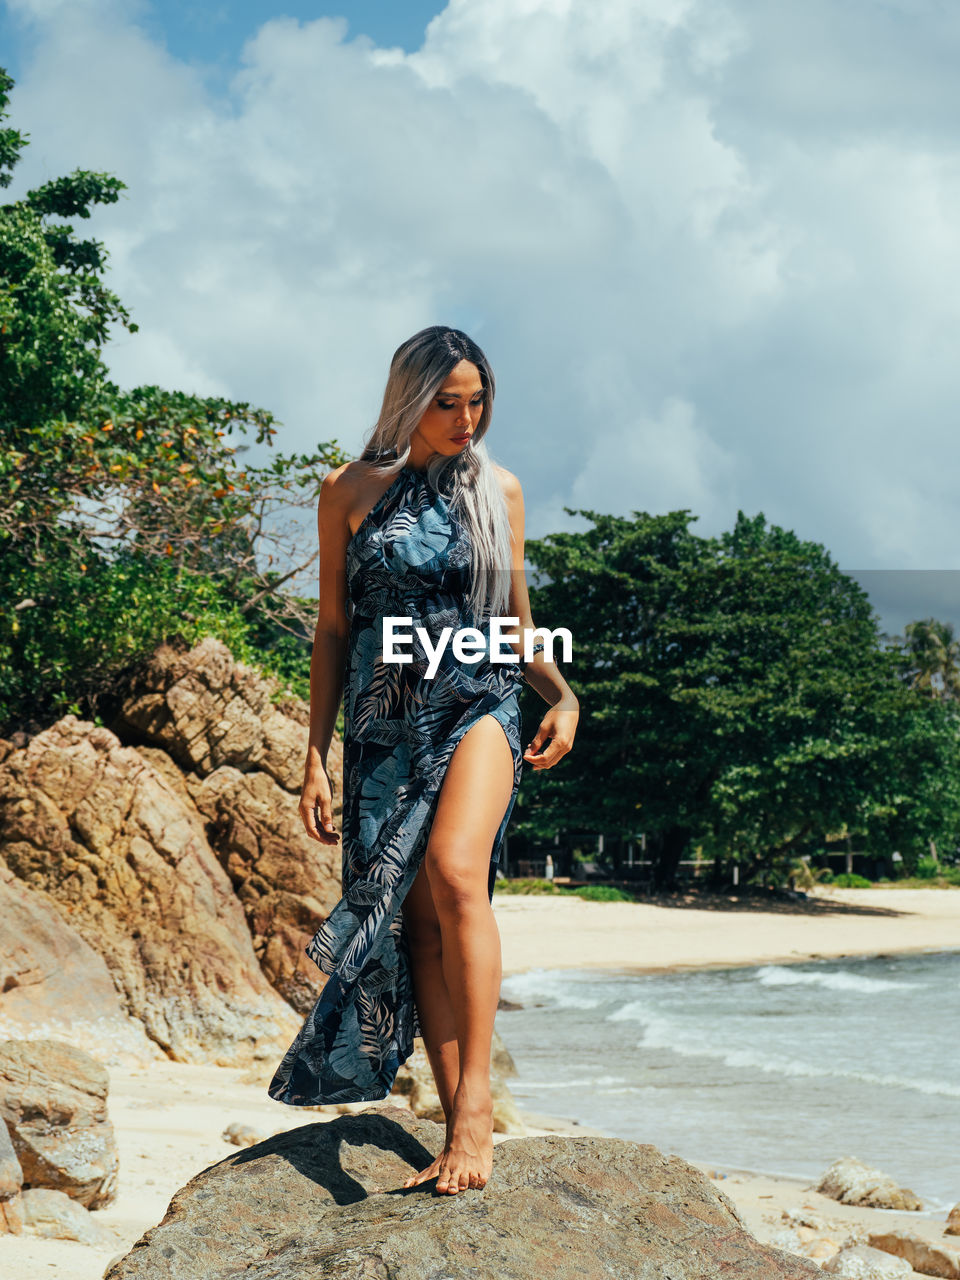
412 359 485 460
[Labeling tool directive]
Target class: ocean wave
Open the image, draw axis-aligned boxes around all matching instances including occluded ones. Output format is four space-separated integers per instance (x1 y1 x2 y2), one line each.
634 1015 960 1098
606 1000 649 1022
500 968 602 1010
512 1074 628 1091
752 965 916 993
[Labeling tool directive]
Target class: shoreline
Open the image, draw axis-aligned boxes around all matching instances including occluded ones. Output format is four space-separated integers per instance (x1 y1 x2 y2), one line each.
4 1059 955 1279
501 941 960 981
493 885 960 978
5 886 958 1276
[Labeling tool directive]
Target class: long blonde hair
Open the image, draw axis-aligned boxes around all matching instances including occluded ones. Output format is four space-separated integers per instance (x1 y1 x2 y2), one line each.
358 326 514 625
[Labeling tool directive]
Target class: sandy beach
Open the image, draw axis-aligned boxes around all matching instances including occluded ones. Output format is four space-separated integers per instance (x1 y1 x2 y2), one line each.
494 884 960 977
3 885 958 1278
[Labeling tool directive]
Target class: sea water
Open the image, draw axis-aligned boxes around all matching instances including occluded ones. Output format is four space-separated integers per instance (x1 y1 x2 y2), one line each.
495 949 960 1211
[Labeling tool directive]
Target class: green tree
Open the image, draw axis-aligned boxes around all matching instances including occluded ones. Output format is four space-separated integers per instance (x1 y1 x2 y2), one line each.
519 506 960 889
895 618 960 701
0 69 346 732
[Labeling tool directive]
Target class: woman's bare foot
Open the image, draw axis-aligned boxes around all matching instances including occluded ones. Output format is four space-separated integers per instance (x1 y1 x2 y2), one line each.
402 1084 494 1194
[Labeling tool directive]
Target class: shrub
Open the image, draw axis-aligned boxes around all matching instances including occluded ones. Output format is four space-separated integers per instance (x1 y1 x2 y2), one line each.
563 884 636 903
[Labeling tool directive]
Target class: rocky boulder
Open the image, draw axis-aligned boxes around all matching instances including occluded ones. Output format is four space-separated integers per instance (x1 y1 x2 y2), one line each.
0 1039 118 1208
104 1105 821 1280
112 636 332 794
115 635 345 1016
0 863 160 1063
0 716 300 1063
817 1156 923 1212
11 1186 119 1246
0 1116 21 1203
822 1245 913 1277
868 1230 960 1278
186 763 340 1014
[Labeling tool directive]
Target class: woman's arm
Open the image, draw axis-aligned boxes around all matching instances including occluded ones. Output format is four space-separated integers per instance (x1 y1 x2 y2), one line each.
299 467 352 843
497 467 579 770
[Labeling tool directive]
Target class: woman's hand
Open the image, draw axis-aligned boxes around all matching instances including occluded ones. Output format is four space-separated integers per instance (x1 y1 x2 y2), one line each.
522 696 579 771
299 762 340 844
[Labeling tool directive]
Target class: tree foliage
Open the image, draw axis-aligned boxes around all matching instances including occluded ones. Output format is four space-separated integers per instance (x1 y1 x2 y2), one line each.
0 69 348 732
518 505 960 888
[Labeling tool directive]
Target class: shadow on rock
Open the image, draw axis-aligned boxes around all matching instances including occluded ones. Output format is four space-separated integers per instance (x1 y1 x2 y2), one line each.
105 1105 821 1280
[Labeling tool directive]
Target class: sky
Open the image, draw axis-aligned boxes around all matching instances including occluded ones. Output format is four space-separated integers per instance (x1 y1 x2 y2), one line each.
3 0 960 632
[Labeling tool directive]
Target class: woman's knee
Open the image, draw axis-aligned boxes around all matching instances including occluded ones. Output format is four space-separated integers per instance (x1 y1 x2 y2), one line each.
424 845 489 917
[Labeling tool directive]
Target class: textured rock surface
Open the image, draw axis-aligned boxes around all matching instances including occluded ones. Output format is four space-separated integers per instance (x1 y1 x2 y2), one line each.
947 1203 960 1236
113 636 326 793
186 763 339 1015
0 1114 22 1203
104 1105 821 1280
869 1229 960 1278
116 635 345 1017
818 1157 924 1211
0 1039 118 1208
0 717 300 1063
822 1244 913 1277
0 863 160 1063
13 1186 119 1245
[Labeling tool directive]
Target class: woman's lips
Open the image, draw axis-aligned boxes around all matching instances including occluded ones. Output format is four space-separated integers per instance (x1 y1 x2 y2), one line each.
451 434 471 443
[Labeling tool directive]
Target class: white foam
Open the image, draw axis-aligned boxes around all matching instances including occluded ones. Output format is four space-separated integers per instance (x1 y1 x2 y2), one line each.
511 1074 627 1091
606 1000 649 1022
633 1014 960 1099
753 964 916 993
500 968 601 1010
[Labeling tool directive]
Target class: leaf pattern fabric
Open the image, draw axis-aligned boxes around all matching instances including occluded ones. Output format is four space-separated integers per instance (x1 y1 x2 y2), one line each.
267 465 525 1106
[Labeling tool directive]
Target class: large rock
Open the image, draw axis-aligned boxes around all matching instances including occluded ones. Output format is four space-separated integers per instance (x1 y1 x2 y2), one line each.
186 764 339 1014
0 863 160 1064
0 1039 117 1208
0 717 299 1063
868 1230 960 1278
0 1115 22 1203
948 1203 960 1236
116 636 345 1017
817 1156 924 1211
112 636 330 793
822 1245 912 1277
104 1105 820 1279
14 1186 118 1245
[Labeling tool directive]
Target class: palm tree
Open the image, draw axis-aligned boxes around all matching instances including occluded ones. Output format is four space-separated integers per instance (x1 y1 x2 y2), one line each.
897 618 960 701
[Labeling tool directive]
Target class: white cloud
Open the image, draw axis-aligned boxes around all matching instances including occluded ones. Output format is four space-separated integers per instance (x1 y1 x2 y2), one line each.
5 0 960 585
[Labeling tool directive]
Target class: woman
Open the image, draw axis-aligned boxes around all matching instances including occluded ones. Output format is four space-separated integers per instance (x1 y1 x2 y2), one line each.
267 326 579 1196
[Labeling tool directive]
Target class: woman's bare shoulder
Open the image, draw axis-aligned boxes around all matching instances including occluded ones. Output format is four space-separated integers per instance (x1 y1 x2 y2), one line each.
321 460 381 500
320 460 397 537
492 463 523 502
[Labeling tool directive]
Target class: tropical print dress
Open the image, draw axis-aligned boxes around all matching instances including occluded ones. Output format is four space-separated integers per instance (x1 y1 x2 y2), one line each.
267 462 526 1106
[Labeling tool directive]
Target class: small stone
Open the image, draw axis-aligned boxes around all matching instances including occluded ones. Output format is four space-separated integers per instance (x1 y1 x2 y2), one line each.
222 1122 265 1147
822 1244 913 1277
868 1228 960 1278
817 1157 923 1211
18 1188 117 1247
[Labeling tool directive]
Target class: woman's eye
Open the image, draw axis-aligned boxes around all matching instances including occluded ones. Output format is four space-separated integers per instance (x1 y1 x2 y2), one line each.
437 401 454 410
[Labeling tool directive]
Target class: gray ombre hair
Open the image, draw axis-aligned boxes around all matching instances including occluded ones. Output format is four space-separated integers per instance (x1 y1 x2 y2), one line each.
358 326 514 626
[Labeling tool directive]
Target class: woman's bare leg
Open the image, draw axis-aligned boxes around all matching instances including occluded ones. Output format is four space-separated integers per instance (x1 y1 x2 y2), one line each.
401 714 514 1194
401 859 461 1118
